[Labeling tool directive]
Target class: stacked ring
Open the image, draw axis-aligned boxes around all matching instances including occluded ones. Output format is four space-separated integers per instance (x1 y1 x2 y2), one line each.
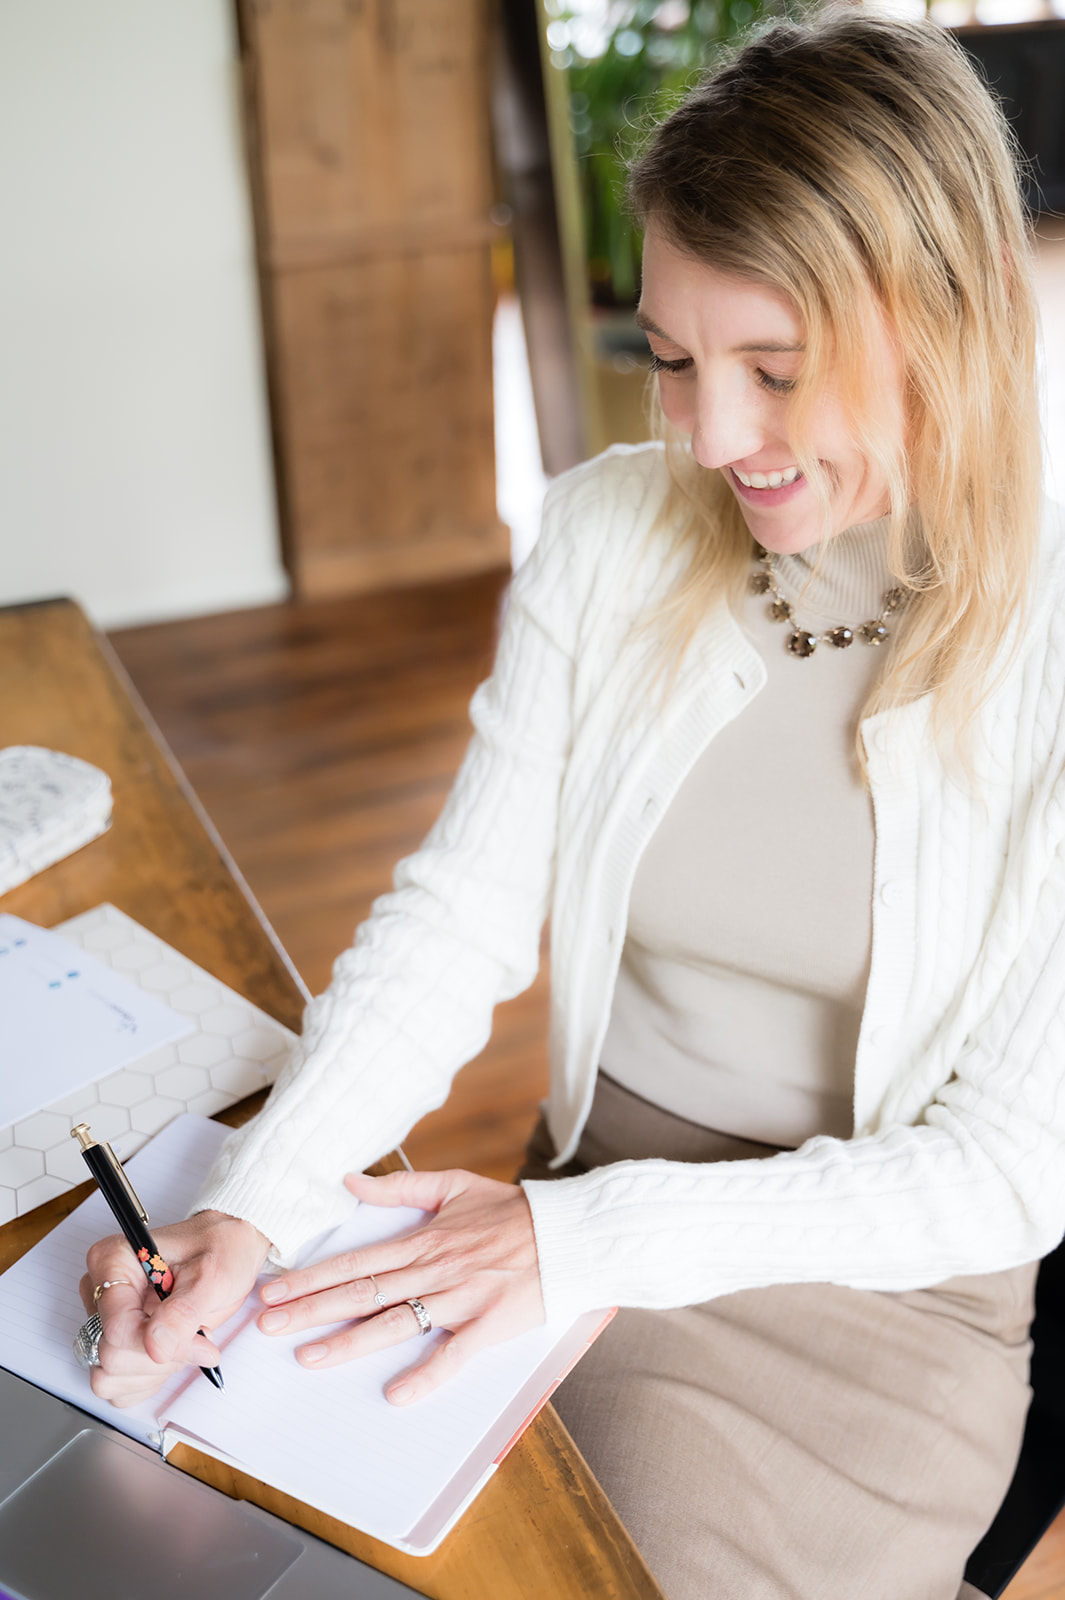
73 1313 104 1370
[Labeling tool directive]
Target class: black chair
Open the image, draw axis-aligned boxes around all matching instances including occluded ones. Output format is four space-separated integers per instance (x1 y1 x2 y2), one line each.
964 1234 1065 1598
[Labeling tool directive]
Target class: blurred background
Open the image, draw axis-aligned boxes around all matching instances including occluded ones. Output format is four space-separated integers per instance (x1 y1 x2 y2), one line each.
2 0 1063 625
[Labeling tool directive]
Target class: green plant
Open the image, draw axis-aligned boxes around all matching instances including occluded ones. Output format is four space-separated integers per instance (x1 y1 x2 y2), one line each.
547 0 814 307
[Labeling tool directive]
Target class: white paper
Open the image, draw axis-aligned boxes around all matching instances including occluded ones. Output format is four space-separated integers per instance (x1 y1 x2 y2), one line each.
164 1203 587 1547
0 915 195 1128
0 1115 233 1448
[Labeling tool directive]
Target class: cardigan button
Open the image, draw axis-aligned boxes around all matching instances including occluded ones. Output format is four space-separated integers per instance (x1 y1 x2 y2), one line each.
879 880 904 907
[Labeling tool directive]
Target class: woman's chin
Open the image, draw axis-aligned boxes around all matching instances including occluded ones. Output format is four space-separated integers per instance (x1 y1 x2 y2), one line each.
733 504 829 556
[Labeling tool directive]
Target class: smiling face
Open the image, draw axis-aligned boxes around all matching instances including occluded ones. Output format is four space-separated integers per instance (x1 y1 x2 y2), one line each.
638 223 906 555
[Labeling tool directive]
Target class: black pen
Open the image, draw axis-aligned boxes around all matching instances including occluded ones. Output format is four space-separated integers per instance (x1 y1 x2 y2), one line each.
71 1122 224 1391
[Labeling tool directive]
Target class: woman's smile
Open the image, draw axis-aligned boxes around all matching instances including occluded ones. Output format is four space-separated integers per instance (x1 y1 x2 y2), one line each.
728 465 806 506
732 466 802 489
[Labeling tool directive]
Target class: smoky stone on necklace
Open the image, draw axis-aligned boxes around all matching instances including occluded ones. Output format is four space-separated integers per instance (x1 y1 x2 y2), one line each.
750 546 906 659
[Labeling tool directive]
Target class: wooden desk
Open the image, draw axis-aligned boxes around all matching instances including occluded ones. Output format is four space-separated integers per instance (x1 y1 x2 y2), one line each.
0 598 663 1600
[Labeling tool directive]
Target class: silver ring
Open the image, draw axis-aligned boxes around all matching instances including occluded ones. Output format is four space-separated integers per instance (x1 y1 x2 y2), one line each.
369 1273 386 1308
406 1298 432 1336
73 1313 104 1370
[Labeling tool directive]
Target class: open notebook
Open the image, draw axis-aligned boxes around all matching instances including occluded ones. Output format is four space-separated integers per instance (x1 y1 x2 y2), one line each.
0 1115 613 1555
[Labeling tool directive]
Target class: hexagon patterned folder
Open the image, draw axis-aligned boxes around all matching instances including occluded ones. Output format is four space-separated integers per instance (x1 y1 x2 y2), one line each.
0 904 297 1223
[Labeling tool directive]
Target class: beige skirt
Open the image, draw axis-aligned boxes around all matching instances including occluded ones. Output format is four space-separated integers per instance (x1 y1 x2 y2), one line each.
519 1074 1037 1600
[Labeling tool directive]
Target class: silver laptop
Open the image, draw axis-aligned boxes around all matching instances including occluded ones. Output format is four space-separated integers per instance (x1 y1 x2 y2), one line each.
0 1368 428 1600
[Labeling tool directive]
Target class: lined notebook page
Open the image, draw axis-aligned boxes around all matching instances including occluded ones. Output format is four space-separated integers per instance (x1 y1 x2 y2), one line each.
163 1222 585 1548
0 1115 231 1446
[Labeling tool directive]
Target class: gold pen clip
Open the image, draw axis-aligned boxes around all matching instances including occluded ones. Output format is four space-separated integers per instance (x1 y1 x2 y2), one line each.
70 1122 149 1222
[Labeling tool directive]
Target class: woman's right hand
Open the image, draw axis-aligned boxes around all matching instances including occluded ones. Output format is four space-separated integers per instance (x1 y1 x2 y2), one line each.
79 1209 272 1408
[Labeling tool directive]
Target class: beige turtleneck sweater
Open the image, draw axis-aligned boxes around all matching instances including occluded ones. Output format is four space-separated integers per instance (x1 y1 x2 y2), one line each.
599 517 896 1147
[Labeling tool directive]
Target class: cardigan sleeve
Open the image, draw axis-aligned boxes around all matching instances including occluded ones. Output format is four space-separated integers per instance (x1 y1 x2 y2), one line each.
191 469 603 1261
523 762 1065 1323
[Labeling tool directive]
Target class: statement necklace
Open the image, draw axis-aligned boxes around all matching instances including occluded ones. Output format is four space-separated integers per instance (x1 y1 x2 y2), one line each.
750 545 907 659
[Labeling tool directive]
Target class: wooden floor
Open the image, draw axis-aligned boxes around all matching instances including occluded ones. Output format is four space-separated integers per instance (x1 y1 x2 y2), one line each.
108 571 1064 1600
109 569 548 1183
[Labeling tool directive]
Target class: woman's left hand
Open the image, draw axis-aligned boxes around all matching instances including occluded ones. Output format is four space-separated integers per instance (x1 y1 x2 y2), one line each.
255 1169 545 1404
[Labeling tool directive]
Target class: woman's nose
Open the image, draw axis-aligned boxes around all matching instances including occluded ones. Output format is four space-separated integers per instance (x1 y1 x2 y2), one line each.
689 385 766 472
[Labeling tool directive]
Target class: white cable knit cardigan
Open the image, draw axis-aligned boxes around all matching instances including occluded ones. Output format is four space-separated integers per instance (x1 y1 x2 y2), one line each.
197 443 1065 1325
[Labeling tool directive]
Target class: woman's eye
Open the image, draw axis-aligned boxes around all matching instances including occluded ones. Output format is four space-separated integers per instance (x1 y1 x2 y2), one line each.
648 352 694 375
756 369 796 395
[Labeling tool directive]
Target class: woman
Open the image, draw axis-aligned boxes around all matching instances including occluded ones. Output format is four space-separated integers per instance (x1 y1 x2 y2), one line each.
82 12 1065 1598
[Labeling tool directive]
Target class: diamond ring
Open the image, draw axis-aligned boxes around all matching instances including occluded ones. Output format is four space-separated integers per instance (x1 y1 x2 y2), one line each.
93 1278 132 1306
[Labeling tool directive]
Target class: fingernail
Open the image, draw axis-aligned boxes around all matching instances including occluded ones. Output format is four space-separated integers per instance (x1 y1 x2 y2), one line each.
261 1309 288 1333
152 1325 176 1358
389 1382 412 1404
300 1344 327 1364
261 1281 287 1304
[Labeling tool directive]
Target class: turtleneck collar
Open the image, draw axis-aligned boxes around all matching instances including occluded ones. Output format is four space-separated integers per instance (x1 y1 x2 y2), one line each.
768 515 895 635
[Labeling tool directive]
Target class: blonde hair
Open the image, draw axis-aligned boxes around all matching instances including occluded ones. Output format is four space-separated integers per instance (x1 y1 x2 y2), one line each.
629 9 1042 750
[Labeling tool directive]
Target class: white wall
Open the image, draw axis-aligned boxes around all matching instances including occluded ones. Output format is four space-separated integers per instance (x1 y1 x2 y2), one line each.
493 297 547 571
0 0 287 629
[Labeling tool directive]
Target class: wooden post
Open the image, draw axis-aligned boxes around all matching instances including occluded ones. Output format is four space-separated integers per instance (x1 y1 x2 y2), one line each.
236 0 512 598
